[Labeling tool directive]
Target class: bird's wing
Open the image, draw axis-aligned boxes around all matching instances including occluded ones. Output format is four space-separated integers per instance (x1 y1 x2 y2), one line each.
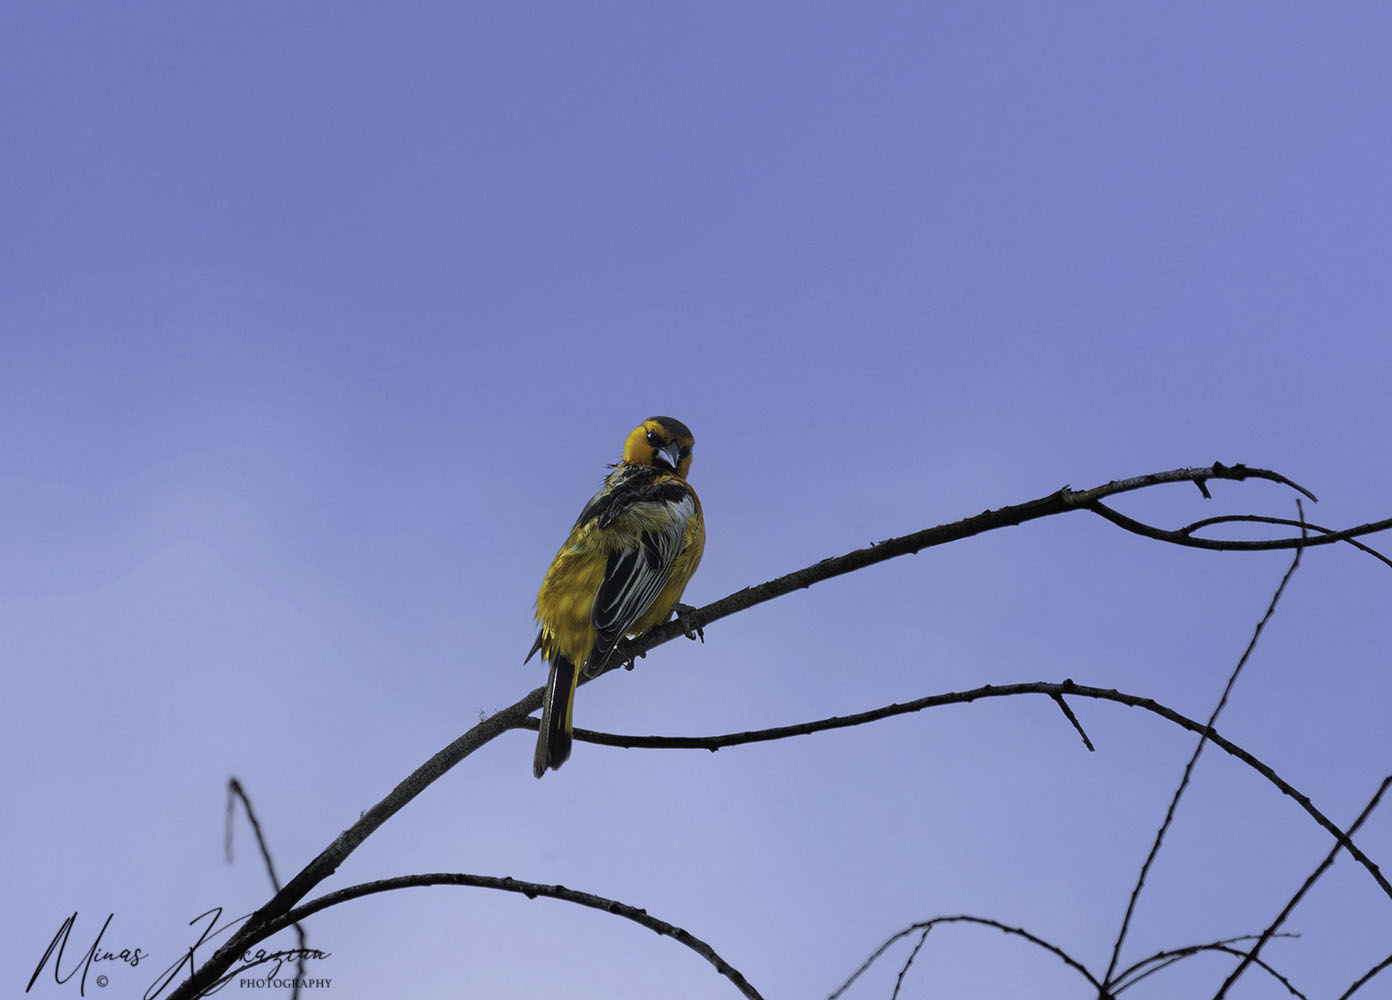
587 487 697 672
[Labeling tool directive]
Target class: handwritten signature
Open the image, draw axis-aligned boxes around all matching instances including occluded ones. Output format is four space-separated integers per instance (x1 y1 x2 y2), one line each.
26 909 329 997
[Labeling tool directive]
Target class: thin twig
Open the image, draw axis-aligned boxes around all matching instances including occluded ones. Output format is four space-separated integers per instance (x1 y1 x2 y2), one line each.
226 778 309 1000
1102 503 1306 990
1050 690 1095 751
226 779 279 881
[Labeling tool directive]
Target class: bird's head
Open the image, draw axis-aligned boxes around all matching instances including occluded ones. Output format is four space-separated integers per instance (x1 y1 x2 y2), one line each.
622 416 694 478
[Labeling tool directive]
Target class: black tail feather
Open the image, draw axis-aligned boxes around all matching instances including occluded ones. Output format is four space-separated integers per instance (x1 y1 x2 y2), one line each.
533 656 577 778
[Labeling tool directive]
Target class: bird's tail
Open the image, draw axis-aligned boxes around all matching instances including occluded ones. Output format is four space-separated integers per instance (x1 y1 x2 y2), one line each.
533 655 578 778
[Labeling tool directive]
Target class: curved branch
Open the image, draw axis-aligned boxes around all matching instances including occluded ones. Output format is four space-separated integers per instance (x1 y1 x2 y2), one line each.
1178 515 1392 569
242 873 763 1000
569 680 1392 903
1087 503 1392 559
1113 938 1303 997
1075 463 1317 503
827 915 1105 999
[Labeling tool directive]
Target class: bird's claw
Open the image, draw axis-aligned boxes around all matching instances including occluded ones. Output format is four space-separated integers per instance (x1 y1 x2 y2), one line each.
608 643 643 672
672 603 704 643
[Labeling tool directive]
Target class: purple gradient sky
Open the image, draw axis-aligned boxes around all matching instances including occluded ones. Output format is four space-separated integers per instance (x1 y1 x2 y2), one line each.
4 5 1390 998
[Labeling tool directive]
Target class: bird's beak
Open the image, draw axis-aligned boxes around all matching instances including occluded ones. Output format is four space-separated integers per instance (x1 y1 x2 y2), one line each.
655 441 682 471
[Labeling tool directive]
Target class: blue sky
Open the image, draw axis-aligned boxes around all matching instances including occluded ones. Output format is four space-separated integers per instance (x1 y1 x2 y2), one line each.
5 4 1390 998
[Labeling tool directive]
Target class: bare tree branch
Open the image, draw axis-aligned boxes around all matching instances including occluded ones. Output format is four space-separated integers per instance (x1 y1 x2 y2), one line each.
566 680 1391 903
167 697 537 999
615 463 1363 677
229 873 762 1000
165 463 1390 999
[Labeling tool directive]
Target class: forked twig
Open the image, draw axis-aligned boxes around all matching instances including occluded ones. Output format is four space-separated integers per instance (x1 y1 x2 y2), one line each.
892 926 931 1000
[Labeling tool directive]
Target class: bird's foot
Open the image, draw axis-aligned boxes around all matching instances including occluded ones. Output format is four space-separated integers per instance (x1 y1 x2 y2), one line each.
672 603 704 643
607 642 643 672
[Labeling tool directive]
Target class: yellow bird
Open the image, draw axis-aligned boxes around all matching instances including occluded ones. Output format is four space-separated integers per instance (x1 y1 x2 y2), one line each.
527 417 705 778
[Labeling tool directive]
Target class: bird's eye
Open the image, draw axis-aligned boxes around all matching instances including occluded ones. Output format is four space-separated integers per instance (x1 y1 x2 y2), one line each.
646 429 659 445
